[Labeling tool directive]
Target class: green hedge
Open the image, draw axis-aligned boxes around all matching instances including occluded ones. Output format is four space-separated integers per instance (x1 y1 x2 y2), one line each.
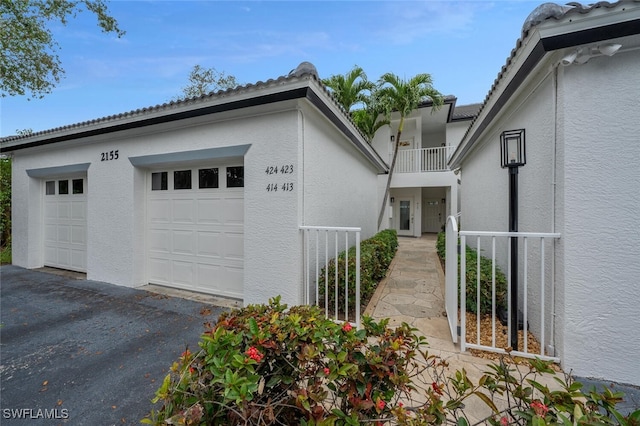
319 229 398 314
436 231 507 315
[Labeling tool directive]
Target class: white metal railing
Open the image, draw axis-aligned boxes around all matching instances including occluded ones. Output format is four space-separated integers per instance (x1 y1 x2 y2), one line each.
445 216 459 343
300 226 361 328
457 230 561 362
395 146 452 173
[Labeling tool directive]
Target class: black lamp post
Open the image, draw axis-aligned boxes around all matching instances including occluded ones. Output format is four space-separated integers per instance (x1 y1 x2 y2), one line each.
500 129 526 351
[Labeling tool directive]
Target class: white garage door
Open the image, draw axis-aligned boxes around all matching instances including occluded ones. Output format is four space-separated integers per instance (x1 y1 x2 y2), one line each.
147 165 244 298
44 177 87 272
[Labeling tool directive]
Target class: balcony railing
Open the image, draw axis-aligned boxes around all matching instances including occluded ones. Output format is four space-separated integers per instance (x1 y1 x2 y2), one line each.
394 146 454 173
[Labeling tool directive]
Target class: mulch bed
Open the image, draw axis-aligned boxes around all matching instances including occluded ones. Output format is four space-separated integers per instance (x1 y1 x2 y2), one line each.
463 310 561 370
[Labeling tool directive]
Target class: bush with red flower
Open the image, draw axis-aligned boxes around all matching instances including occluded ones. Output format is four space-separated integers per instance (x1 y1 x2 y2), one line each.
143 296 425 425
144 297 639 425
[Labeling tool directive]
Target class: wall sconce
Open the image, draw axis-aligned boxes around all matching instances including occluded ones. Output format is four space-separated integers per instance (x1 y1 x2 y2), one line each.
390 197 395 204
390 135 395 142
441 198 446 204
500 129 526 168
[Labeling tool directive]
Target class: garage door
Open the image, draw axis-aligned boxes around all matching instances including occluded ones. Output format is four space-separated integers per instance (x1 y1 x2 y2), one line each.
43 177 87 272
147 165 244 298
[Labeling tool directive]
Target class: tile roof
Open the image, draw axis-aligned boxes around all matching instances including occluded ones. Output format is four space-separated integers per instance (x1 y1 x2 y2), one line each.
0 62 330 145
452 103 482 121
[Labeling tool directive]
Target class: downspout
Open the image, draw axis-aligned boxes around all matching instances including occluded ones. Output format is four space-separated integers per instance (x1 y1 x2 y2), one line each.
549 63 559 356
298 108 306 305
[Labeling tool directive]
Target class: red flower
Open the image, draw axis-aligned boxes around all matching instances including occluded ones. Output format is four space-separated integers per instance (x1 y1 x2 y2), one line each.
531 400 549 417
342 323 353 332
181 349 191 358
376 398 385 410
431 381 443 395
323 367 330 375
245 346 264 362
500 416 508 426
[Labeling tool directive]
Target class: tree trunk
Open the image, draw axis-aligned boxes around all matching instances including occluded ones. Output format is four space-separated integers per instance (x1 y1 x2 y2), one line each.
377 126 404 229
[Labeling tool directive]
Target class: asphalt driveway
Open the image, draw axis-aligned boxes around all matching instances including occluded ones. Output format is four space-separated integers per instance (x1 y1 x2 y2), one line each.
0 265 230 425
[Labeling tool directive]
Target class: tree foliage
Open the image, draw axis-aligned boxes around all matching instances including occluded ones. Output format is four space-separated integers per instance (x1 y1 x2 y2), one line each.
323 65 391 142
1 0 125 99
175 65 240 100
322 65 374 112
376 72 443 228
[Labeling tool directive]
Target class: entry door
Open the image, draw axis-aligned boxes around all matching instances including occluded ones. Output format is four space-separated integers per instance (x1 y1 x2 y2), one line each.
423 200 444 233
397 198 414 236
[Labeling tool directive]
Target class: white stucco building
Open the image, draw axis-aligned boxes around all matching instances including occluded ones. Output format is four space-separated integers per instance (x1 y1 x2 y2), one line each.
449 1 640 385
1 63 389 307
3 0 639 388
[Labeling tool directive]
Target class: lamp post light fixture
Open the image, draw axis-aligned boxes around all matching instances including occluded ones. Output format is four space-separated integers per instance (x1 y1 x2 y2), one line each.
500 129 526 351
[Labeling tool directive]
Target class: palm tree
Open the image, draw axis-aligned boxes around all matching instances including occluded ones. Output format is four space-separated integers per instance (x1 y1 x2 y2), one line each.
351 89 390 142
322 65 374 112
376 73 443 229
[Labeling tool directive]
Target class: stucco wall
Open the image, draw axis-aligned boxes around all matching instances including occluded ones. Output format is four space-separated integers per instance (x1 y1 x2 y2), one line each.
10 106 304 307
300 106 379 238
559 50 640 384
446 121 471 152
459 71 557 355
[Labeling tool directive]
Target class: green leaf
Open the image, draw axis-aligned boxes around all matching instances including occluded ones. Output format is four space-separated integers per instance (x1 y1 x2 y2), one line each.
557 413 573 426
248 317 259 335
473 391 499 414
532 416 546 426
457 418 469 426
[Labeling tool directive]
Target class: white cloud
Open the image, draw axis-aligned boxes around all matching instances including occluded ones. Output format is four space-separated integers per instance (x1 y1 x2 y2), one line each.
371 1 493 44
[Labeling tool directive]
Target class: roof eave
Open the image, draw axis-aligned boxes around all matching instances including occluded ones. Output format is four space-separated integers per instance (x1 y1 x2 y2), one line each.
449 2 640 170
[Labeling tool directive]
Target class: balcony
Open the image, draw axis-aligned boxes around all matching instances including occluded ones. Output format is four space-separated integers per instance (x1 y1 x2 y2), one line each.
394 146 455 173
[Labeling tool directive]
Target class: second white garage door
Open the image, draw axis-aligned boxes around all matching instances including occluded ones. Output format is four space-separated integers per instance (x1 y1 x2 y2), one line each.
147 165 244 298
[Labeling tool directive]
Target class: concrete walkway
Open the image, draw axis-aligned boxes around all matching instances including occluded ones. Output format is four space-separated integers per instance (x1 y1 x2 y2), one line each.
364 234 498 376
365 234 455 352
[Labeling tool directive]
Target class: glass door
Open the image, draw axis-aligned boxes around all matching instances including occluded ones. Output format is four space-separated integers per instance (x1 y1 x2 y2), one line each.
397 198 413 236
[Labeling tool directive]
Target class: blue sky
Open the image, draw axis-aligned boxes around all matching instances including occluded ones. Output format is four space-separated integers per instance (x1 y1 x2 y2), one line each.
1 0 544 137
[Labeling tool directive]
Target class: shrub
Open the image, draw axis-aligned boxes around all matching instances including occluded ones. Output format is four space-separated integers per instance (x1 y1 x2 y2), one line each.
319 229 398 316
436 232 507 315
144 299 640 425
0 157 11 250
143 296 425 425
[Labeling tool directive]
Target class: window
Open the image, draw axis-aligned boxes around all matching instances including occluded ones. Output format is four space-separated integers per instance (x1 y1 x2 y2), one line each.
58 180 69 195
199 168 219 189
226 166 244 188
174 170 192 190
45 181 55 195
152 172 168 190
72 179 84 194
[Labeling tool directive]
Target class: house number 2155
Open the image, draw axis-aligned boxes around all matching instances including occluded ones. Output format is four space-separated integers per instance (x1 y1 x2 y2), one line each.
101 150 119 161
